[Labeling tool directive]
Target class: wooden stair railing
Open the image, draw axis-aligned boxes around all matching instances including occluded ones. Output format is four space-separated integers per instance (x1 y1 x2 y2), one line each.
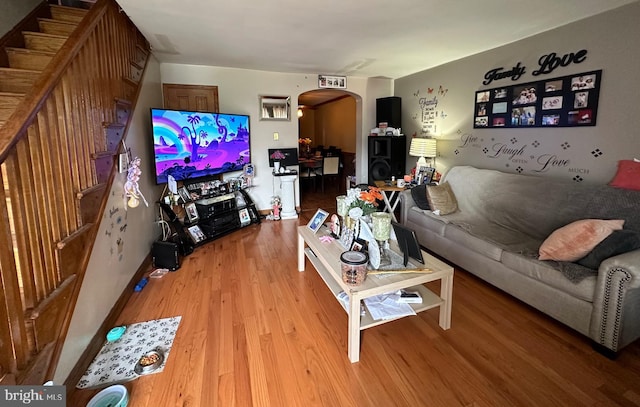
0 0 150 384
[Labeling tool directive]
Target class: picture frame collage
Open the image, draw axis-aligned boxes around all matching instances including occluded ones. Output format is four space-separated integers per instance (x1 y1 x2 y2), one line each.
473 69 602 128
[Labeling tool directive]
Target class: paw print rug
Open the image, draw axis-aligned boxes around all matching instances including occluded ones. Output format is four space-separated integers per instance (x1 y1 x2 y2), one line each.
76 316 181 389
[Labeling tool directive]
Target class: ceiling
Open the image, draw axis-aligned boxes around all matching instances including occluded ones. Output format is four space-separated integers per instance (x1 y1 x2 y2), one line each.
117 0 637 105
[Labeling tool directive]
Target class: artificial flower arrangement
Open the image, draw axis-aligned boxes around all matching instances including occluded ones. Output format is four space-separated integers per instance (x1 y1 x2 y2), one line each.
298 137 312 145
344 186 383 216
270 150 286 160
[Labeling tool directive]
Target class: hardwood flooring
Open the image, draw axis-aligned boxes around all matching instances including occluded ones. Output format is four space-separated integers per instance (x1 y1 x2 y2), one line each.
70 185 640 406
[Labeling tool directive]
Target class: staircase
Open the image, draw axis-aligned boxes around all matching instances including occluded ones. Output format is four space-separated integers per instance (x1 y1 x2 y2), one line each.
0 0 149 385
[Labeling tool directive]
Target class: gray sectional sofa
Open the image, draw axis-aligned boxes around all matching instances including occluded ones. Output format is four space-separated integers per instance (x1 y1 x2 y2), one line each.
398 165 640 355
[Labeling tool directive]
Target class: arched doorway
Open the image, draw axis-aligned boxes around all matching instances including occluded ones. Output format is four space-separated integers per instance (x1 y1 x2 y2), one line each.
297 89 359 204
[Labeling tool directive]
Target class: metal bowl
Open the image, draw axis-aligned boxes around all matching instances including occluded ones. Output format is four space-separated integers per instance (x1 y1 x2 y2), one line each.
134 349 164 375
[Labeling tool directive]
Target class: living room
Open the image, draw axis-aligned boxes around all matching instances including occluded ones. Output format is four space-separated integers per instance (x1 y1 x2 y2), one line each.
3 0 638 404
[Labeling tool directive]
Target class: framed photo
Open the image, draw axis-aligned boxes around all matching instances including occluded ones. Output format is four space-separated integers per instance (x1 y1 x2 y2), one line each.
415 166 435 184
187 225 206 244
318 74 347 89
307 208 329 234
350 238 368 252
178 186 191 203
473 69 601 128
184 202 199 223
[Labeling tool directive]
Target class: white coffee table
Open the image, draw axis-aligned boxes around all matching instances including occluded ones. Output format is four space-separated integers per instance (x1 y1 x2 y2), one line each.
298 225 454 363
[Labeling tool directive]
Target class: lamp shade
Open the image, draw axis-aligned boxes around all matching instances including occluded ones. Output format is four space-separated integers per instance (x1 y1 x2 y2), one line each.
409 138 437 158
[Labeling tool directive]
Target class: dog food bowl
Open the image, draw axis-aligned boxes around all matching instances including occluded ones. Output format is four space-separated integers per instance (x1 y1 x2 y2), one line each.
134 349 164 375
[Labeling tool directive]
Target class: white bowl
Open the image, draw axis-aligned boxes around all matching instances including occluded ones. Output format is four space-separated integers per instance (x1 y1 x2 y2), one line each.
86 384 128 407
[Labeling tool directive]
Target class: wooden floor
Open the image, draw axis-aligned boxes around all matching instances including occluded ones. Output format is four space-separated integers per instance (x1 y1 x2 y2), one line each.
70 183 640 406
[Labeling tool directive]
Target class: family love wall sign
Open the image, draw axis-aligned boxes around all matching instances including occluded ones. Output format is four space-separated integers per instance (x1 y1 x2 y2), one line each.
483 49 588 85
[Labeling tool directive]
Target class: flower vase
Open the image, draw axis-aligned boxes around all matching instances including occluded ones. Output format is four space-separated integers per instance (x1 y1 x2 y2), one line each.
274 161 281 173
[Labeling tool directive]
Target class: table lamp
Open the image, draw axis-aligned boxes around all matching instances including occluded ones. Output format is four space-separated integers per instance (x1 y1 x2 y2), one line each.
409 137 437 171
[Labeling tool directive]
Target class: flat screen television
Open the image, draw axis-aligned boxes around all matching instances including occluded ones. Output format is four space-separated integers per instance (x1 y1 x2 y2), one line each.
267 148 299 168
150 108 251 184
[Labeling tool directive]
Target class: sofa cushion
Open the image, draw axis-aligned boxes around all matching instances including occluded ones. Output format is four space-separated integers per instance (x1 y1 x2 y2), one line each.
444 223 504 261
407 206 447 235
426 182 458 215
609 159 640 191
577 229 640 269
501 251 596 302
538 219 625 261
410 184 430 210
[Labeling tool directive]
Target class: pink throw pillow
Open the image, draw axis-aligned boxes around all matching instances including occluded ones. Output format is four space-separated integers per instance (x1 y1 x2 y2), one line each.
538 219 625 262
609 160 640 191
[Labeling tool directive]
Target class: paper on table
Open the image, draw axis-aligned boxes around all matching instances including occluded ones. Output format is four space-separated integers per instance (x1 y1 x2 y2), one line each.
336 291 366 316
363 292 416 320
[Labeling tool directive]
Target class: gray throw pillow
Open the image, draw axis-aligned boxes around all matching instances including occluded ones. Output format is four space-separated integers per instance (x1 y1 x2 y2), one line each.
577 230 640 270
410 184 430 210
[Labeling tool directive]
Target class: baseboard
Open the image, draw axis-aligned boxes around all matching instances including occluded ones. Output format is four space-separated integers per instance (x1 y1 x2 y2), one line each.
63 253 152 391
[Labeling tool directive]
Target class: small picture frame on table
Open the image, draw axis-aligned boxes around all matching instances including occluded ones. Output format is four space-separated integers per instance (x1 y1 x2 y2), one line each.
187 225 206 244
350 238 368 252
416 166 436 185
184 202 199 223
178 186 191 203
307 208 329 234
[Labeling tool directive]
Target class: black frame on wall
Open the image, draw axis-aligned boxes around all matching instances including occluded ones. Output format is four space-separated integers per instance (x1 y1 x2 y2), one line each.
473 69 602 129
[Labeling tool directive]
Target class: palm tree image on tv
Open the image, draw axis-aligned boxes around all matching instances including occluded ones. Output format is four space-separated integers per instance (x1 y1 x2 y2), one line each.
181 114 202 164
151 109 251 183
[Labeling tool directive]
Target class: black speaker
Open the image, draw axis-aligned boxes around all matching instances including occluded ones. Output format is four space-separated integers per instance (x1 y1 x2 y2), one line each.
368 136 406 184
376 97 401 129
152 241 180 271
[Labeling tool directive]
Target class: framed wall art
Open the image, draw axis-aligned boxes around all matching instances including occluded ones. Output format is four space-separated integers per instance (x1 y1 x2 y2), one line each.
318 74 347 89
473 69 602 129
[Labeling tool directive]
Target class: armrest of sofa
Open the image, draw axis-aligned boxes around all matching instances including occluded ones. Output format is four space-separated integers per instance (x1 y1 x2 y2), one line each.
398 189 415 225
589 249 640 353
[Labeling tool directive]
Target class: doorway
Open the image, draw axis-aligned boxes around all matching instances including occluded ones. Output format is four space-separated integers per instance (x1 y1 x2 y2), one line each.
297 89 357 209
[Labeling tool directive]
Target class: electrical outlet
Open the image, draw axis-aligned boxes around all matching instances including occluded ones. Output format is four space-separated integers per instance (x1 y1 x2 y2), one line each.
273 132 279 140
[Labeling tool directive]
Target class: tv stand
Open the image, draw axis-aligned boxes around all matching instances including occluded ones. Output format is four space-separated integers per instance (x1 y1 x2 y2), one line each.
189 188 260 243
161 185 260 249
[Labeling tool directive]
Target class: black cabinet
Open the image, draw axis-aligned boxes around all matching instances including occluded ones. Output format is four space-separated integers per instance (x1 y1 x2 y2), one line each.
186 189 260 244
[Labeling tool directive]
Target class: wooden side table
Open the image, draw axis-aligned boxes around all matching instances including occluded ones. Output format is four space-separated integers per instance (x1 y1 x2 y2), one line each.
374 180 405 222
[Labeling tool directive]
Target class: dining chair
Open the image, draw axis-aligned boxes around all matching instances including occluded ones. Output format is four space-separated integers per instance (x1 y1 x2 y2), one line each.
315 156 340 193
299 158 320 191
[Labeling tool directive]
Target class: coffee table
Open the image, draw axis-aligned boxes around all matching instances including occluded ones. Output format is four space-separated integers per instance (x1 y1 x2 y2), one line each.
297 225 454 363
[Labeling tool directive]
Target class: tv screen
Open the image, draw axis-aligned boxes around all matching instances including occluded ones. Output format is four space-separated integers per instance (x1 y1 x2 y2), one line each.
150 108 251 184
267 148 299 168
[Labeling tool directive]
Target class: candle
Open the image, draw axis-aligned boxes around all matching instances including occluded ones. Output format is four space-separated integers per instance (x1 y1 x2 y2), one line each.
336 195 348 216
371 212 392 241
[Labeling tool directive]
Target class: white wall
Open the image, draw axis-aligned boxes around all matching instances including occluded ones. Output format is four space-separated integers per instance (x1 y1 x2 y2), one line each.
54 57 164 383
160 64 392 208
395 2 640 184
1 0 41 37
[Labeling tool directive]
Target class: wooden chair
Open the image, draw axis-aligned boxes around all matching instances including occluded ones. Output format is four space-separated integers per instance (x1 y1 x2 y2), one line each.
299 159 321 191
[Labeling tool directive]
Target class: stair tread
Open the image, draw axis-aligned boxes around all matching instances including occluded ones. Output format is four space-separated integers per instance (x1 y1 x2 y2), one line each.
49 4 88 23
23 31 68 40
77 183 106 200
0 67 41 74
37 18 78 27
0 92 26 97
92 151 117 159
103 122 125 128
6 47 56 56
